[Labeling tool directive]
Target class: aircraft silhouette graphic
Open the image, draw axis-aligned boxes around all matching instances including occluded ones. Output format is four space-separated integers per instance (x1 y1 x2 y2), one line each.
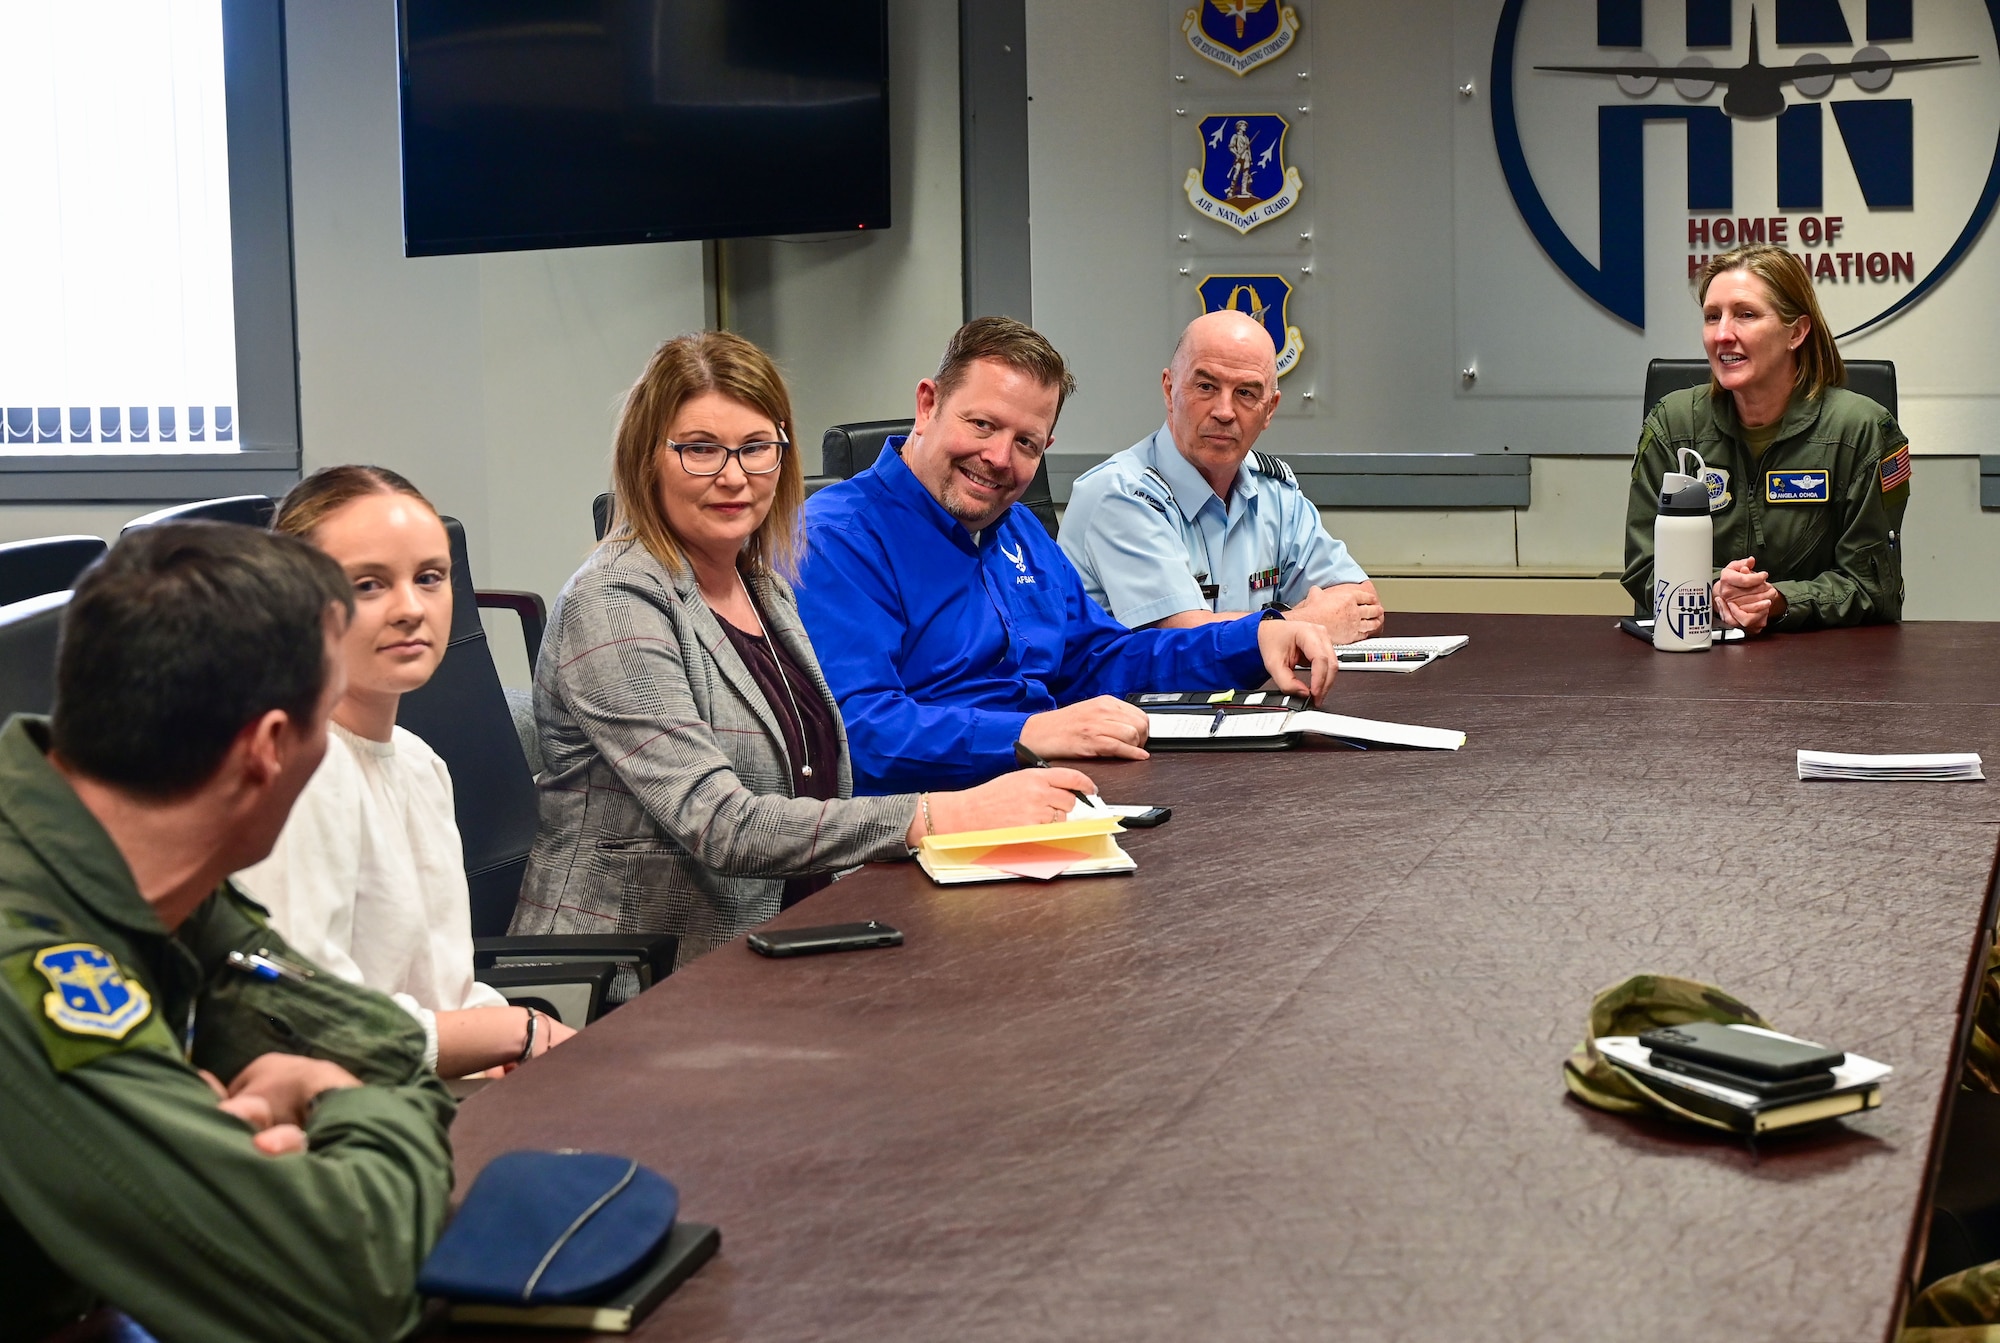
1534 6 1975 119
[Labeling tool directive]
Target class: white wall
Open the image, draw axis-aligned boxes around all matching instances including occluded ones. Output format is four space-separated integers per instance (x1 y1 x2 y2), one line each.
723 0 962 471
1025 0 2000 617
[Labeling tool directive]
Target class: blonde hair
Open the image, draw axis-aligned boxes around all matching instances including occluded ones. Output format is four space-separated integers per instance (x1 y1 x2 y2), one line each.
273 464 435 540
1697 245 1845 401
606 331 804 579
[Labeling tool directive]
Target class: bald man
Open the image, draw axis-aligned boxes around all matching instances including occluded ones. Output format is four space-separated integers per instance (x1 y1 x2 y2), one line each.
1059 311 1384 642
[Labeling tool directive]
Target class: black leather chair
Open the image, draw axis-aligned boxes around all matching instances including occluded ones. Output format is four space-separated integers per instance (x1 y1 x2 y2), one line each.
821 419 1060 539
399 519 674 1012
1642 358 1905 533
0 592 67 724
0 536 106 606
123 494 277 531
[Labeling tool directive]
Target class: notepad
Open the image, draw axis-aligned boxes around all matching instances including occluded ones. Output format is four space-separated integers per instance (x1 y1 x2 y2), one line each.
1333 635 1468 672
916 816 1136 885
1797 750 1985 782
1143 708 1466 751
1596 1033 1891 1134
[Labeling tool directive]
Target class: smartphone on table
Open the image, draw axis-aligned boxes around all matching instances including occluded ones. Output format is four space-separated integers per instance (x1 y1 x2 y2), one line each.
747 921 903 958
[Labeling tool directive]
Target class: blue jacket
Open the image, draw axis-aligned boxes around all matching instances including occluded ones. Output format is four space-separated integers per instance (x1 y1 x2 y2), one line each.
798 442 1270 793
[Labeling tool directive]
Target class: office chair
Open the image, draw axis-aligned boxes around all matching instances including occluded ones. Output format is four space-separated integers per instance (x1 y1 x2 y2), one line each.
0 536 106 606
821 419 1061 539
1641 358 1905 533
0 592 67 724
400 519 675 1014
123 495 277 531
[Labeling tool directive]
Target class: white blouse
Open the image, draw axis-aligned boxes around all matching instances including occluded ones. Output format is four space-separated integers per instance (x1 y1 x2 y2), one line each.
235 721 509 1069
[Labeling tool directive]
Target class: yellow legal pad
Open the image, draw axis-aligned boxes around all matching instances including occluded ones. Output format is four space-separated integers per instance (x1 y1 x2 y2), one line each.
916 816 1137 886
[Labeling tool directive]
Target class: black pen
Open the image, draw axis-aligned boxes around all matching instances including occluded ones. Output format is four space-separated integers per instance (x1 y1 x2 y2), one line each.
1012 740 1093 806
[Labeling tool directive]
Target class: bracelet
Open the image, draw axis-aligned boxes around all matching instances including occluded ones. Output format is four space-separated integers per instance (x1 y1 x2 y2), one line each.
518 1007 540 1064
920 793 935 841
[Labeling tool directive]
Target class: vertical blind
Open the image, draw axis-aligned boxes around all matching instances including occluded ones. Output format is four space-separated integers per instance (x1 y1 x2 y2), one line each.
0 0 238 452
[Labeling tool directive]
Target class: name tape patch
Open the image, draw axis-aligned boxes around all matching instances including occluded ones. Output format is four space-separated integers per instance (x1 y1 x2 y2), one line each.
32 943 152 1040
1765 469 1829 504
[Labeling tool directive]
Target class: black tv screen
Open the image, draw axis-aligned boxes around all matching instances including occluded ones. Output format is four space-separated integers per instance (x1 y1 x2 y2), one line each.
397 0 890 256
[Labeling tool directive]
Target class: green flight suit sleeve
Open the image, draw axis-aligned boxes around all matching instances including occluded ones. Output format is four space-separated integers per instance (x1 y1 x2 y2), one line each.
1769 417 1905 631
0 969 455 1343
1620 414 1674 616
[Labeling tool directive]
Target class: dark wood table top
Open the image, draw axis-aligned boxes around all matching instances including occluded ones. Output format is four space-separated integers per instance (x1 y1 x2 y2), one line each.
452 615 2000 1343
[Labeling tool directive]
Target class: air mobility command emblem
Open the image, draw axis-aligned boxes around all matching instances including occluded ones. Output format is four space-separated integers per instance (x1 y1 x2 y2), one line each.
33 943 152 1039
1765 469 1830 504
1197 274 1304 376
1701 466 1730 512
1184 114 1303 235
1183 0 1300 76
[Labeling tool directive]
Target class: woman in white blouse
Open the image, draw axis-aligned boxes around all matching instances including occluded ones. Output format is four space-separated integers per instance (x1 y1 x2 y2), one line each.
236 465 576 1076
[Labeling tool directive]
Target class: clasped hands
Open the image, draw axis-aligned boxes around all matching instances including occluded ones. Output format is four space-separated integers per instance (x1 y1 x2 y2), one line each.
1712 557 1787 634
201 1053 361 1157
1020 616 1336 761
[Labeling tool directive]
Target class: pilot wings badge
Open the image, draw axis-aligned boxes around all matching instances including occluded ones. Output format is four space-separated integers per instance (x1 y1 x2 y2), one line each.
1197 274 1304 377
33 943 152 1040
1184 114 1303 235
1183 0 1300 76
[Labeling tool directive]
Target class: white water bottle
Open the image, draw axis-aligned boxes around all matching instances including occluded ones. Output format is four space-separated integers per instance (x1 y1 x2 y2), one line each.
1653 447 1713 652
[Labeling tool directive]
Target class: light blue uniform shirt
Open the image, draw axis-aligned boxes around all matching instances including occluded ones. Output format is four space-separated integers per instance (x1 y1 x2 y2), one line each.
1059 424 1368 627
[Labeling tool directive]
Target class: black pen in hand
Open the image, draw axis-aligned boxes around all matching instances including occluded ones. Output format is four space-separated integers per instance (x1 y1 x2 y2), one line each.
1012 740 1094 806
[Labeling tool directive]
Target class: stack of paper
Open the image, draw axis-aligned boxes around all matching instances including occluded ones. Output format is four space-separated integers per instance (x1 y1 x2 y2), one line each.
1143 708 1465 751
1333 635 1469 673
1797 750 1985 782
917 816 1136 885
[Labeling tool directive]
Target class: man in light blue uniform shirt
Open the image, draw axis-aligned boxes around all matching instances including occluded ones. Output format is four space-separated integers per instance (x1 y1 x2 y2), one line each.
1060 310 1385 643
798 317 1335 795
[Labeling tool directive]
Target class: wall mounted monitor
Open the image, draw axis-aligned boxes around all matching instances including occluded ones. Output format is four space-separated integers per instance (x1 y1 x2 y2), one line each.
397 0 891 256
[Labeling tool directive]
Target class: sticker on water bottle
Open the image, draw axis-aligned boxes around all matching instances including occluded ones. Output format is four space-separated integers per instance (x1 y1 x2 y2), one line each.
1654 579 1712 641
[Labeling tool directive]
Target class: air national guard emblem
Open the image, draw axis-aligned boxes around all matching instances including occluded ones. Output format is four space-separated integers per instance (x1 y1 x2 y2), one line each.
1184 114 1303 235
1197 274 1304 377
1183 0 1300 76
33 943 152 1039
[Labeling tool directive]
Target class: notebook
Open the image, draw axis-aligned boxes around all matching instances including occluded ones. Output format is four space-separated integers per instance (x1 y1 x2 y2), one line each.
1332 634 1469 672
917 816 1137 885
1596 1031 1891 1134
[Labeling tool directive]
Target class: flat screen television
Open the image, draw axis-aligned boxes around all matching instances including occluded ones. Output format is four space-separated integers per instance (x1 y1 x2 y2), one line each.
396 0 890 256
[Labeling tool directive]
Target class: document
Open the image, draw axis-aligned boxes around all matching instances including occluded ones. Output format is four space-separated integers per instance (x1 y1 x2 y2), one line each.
917 817 1136 885
1333 635 1469 673
1796 750 1985 782
1143 708 1465 751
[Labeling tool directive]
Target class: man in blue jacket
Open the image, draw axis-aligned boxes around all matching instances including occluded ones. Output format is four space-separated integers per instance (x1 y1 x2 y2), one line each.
798 317 1335 794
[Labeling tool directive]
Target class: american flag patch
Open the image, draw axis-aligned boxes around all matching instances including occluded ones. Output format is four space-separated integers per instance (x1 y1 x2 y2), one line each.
1881 444 1911 492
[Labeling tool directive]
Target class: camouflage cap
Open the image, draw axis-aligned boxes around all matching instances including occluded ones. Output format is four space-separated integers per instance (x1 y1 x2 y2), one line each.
1562 973 1771 1130
1903 1258 2000 1341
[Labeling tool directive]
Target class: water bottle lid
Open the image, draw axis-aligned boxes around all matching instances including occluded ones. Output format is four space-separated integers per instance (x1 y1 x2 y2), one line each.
1658 472 1710 515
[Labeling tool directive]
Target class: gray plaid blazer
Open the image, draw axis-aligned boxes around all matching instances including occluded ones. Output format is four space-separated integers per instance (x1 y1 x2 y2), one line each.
509 539 916 963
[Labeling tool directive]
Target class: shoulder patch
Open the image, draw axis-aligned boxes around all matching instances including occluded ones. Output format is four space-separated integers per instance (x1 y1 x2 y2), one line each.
32 943 153 1040
1250 451 1296 486
1880 443 1911 493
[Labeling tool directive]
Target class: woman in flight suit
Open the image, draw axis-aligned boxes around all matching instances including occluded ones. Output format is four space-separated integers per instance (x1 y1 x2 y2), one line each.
1622 244 1909 632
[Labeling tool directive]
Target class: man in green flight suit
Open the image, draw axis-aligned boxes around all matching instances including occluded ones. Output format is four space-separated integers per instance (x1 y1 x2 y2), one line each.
0 523 455 1343
1622 244 1907 633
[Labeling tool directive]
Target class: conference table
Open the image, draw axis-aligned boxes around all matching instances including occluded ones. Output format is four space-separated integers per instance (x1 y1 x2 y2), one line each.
452 614 2000 1342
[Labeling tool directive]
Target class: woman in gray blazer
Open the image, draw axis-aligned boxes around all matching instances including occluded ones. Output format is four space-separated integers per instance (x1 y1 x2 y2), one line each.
510 332 1093 964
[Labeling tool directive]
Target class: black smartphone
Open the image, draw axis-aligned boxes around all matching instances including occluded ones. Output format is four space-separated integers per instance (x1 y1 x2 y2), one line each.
1119 807 1172 828
1646 1051 1837 1100
747 921 903 958
1638 1021 1845 1080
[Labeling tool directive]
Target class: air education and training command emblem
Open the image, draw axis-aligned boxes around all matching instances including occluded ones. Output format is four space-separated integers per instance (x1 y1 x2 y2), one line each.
1184 114 1303 235
1198 274 1304 376
1183 0 1300 76
33 943 152 1039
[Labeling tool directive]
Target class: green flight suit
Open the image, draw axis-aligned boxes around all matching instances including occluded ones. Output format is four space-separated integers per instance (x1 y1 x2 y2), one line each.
1621 385 1908 631
0 716 456 1343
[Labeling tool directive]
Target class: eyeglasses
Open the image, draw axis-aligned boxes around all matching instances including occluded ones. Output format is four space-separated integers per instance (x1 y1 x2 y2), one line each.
665 438 788 476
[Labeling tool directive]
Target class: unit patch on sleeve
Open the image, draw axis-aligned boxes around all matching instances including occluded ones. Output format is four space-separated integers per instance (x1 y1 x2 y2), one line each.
32 943 152 1040
1765 470 1830 504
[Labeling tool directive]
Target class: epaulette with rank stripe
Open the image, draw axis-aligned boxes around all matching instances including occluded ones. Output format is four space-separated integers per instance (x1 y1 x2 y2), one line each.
1250 451 1296 486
